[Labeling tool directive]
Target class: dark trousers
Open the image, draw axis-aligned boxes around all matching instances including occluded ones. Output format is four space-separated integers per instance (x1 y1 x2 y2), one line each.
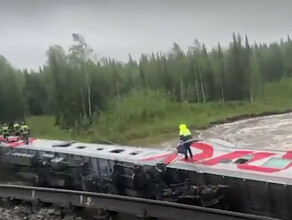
184 142 193 160
3 133 9 140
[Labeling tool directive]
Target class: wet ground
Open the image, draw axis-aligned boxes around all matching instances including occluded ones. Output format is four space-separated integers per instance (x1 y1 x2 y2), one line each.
0 206 82 220
161 113 292 151
0 205 143 220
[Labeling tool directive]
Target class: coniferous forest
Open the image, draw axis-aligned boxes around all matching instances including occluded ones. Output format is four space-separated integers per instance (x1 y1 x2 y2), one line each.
1 33 292 141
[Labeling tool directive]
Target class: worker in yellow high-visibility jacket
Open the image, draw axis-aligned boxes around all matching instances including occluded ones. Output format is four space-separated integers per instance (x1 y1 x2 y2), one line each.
179 124 193 160
1 123 9 141
20 122 30 144
13 121 20 136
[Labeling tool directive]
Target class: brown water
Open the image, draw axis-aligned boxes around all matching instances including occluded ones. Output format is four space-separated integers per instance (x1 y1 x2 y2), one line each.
160 113 292 151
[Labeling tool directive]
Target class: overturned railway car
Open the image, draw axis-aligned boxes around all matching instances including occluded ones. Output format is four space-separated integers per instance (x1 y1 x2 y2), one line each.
0 137 292 219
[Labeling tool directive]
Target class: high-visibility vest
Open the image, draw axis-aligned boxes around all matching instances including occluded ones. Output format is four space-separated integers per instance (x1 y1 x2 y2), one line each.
179 124 191 136
21 125 29 132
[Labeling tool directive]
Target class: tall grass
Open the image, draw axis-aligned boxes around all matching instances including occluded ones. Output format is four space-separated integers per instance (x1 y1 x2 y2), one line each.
27 115 72 140
95 89 172 141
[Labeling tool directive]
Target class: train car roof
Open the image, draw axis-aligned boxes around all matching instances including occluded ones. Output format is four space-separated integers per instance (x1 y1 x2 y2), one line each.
1 137 292 185
0 137 172 165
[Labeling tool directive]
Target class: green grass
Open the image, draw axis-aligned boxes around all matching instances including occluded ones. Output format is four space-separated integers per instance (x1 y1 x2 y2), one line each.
27 115 92 142
27 115 72 140
27 79 292 145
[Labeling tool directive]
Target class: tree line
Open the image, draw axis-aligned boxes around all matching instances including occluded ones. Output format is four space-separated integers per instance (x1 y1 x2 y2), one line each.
1 33 292 127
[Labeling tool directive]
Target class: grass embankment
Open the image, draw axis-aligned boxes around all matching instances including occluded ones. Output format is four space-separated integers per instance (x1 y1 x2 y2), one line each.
28 79 292 145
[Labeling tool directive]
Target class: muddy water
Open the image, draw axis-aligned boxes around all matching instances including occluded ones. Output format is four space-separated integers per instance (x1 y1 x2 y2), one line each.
198 112 292 150
160 113 292 151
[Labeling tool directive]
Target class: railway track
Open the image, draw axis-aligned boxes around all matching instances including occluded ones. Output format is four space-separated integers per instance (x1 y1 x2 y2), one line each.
0 184 280 220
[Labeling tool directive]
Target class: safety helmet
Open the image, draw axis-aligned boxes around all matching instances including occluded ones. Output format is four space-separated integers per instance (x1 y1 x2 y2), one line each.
179 124 187 130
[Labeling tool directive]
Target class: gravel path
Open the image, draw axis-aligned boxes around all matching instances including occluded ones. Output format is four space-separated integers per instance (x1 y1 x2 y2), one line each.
0 206 83 220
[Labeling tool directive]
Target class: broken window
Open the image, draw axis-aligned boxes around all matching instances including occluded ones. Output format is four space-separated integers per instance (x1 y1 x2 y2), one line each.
130 151 141 156
110 149 124 153
234 155 254 164
76 146 86 149
52 141 75 147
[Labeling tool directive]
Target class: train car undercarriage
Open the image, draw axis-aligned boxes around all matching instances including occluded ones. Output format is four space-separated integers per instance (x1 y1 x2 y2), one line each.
1 139 291 219
0 150 229 210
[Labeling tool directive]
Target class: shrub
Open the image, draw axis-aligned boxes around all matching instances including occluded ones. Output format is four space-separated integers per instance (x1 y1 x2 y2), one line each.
96 89 172 138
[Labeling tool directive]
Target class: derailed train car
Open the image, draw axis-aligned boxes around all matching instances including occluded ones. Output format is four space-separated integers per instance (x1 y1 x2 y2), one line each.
0 136 291 219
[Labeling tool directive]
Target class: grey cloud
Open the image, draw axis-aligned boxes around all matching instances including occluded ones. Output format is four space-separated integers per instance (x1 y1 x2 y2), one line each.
0 0 291 70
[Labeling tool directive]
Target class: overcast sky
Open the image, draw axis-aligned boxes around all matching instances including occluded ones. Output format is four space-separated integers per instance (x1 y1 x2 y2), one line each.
1 0 292 70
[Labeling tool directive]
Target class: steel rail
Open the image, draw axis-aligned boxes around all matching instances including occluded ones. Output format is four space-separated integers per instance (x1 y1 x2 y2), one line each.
0 184 279 220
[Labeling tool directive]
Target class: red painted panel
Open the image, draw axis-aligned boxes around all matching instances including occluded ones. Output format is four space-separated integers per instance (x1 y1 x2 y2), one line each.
282 151 292 160
191 142 214 162
237 152 275 172
200 150 253 165
8 138 36 147
246 152 275 163
163 153 180 164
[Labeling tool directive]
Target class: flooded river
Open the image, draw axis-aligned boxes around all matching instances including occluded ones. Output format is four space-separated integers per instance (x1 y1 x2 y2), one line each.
161 113 292 151
199 112 292 150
